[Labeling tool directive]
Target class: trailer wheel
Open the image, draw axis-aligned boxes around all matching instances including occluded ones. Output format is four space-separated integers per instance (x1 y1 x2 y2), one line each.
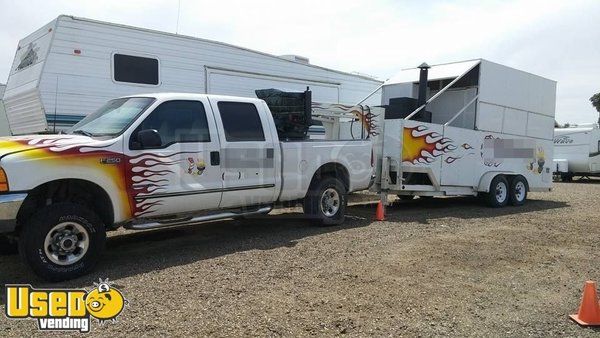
18 203 106 282
509 176 528 206
303 177 347 226
485 175 509 208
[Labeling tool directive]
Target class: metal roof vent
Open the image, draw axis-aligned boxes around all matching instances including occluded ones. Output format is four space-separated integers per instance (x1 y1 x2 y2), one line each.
279 54 310 64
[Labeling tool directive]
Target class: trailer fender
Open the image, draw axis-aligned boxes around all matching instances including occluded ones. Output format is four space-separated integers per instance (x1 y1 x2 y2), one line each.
477 171 514 193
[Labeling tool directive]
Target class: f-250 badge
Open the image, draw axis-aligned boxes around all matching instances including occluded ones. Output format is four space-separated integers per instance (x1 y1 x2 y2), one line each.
100 157 121 165
187 157 205 176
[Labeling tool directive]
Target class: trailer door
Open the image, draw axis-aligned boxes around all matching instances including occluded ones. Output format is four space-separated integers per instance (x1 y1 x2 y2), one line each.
439 126 480 187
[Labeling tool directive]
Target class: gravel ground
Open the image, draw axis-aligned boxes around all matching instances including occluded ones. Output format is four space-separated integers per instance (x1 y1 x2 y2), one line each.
1 181 600 337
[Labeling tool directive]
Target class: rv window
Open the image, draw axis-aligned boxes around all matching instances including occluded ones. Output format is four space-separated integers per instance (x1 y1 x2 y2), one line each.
132 100 210 148
217 102 265 142
113 54 159 85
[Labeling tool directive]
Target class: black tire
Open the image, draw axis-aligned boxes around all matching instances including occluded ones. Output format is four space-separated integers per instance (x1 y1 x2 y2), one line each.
485 175 509 208
18 203 106 282
303 177 347 226
0 235 18 255
397 195 415 201
509 175 528 206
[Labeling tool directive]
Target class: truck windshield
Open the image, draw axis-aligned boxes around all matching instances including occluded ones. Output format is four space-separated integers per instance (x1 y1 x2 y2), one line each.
69 97 155 137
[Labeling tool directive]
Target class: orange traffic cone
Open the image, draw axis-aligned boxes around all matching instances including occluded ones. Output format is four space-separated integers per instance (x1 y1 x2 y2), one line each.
570 281 600 326
375 201 385 221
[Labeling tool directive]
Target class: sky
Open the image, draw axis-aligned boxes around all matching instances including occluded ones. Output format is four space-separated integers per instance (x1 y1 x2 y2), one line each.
0 0 598 124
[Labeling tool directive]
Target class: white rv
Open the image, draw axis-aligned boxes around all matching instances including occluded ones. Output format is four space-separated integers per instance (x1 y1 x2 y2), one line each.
553 124 600 181
372 59 556 207
0 84 10 136
3 15 381 135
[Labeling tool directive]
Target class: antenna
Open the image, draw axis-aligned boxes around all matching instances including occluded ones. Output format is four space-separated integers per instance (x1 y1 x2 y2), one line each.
176 0 182 34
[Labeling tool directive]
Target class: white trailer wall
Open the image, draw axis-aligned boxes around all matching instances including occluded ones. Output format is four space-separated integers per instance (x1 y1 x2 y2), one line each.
4 15 382 134
477 60 556 140
0 84 10 136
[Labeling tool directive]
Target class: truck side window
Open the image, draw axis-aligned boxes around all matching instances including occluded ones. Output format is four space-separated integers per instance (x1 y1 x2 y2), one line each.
217 102 265 142
131 100 210 148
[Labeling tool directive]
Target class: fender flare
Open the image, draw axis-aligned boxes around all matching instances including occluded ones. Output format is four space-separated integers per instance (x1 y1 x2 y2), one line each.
477 171 516 193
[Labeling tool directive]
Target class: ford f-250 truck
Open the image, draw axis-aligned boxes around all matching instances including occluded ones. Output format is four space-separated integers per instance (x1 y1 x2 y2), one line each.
0 93 373 281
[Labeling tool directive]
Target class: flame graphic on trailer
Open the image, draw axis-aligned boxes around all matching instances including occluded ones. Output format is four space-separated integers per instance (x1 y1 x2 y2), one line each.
402 125 456 164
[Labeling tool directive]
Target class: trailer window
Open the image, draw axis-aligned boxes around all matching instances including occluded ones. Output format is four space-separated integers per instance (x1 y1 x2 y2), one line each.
113 54 159 85
217 102 265 142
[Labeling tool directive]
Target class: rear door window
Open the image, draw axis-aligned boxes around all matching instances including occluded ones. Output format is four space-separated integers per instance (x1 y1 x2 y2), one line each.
217 102 265 142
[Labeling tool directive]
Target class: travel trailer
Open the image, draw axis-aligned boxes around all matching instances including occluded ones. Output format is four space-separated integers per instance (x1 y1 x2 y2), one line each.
553 124 600 181
0 84 10 136
3 15 381 135
371 59 556 207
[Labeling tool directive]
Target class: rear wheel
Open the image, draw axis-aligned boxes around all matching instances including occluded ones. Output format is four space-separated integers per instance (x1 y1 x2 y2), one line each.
303 177 347 226
509 176 528 206
19 203 106 281
485 175 509 207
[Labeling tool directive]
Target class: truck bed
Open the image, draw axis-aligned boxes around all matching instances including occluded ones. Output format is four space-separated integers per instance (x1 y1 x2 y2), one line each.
278 139 373 202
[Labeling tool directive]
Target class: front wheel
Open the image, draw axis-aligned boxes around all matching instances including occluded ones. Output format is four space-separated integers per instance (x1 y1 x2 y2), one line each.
303 177 347 226
19 203 106 282
485 175 509 208
0 235 18 255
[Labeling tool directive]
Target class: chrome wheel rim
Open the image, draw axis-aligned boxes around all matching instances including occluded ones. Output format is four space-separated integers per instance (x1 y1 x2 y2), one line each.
514 181 526 201
43 222 89 266
495 181 507 203
320 188 340 217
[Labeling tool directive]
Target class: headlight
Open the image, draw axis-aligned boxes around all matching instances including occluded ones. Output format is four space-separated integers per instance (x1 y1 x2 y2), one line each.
0 168 8 192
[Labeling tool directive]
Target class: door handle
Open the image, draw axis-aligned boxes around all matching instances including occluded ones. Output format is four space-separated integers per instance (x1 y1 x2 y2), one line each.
210 151 220 166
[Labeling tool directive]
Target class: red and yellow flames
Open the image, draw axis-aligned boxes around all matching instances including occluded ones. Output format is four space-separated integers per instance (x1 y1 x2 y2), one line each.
402 126 456 164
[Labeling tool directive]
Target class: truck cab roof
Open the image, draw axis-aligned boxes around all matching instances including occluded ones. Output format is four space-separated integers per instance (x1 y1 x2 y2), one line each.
121 92 265 104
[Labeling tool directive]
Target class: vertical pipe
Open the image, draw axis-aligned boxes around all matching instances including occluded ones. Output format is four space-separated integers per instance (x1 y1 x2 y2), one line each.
417 62 430 108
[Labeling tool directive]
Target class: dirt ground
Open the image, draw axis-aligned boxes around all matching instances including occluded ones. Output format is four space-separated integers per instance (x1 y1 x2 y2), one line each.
1 181 600 337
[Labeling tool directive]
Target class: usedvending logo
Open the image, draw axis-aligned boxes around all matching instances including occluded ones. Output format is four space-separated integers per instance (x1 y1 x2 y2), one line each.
4 278 127 333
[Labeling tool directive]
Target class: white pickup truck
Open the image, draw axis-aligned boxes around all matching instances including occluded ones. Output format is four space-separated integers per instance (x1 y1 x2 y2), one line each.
0 93 373 281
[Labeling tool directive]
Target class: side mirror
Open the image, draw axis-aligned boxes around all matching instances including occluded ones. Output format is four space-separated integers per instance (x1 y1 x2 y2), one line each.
136 129 162 149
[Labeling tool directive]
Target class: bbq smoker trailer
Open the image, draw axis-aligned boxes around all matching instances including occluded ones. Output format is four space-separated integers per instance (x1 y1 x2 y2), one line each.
2 15 381 135
553 124 600 181
371 59 557 207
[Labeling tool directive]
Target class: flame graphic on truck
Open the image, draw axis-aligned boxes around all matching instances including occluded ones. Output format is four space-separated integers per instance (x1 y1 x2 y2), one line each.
402 125 456 164
3 136 186 218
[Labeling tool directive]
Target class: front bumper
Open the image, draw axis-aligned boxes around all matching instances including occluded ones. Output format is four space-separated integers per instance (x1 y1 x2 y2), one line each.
0 193 27 234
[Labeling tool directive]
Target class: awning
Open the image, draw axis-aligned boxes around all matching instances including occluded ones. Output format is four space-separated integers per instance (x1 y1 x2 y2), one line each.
384 59 481 85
